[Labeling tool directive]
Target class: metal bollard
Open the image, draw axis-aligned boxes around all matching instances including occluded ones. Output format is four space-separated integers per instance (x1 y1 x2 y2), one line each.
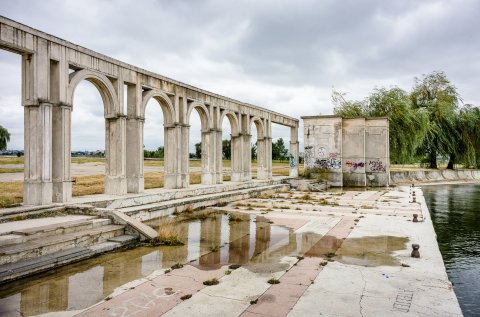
412 214 419 222
411 244 420 258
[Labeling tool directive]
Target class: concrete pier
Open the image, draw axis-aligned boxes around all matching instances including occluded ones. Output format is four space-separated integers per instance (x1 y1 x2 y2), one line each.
68 186 461 317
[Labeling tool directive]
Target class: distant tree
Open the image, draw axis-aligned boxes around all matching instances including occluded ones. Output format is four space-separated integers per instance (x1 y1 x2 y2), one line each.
366 87 429 164
411 71 460 168
251 142 257 160
222 139 231 160
272 138 288 160
0 125 11 151
332 90 367 117
195 142 202 159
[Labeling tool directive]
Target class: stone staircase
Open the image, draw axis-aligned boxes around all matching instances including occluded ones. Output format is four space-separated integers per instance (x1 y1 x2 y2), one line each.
0 212 138 284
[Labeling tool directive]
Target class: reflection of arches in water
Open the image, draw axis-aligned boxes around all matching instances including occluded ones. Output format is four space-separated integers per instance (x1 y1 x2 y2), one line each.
198 216 222 268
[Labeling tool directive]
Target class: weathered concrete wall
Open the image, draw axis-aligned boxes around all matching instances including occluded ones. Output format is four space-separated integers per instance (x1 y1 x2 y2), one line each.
365 118 390 186
302 116 389 187
342 118 366 187
303 116 342 186
390 169 480 184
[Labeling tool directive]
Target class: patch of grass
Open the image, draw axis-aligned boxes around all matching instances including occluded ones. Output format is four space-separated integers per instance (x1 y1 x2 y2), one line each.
250 299 258 304
171 263 184 270
180 294 192 300
164 269 171 273
228 213 244 222
300 194 312 200
153 217 185 246
320 261 328 266
0 181 23 208
224 270 232 275
181 210 211 221
203 278 220 286
267 278 280 284
360 205 374 209
0 168 23 173
229 264 241 270
0 157 24 164
210 245 220 252
324 252 336 258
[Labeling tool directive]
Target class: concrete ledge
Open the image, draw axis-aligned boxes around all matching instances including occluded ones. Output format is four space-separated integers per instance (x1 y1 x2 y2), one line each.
391 169 480 184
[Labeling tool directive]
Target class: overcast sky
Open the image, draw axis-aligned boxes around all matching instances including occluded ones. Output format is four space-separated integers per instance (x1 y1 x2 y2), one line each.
1 0 479 151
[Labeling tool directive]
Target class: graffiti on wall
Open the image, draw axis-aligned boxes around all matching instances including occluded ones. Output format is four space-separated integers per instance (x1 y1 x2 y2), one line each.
304 146 314 167
318 147 327 158
314 158 341 170
369 160 386 172
345 160 365 170
289 154 296 168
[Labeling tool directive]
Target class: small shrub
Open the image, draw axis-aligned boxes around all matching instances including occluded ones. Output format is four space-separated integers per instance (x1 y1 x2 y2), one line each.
164 269 171 273
228 213 244 222
229 264 241 270
320 261 328 266
181 294 192 300
203 278 220 286
267 278 280 284
224 270 232 275
171 263 184 270
324 252 336 258
210 245 220 252
300 194 312 200
250 299 258 304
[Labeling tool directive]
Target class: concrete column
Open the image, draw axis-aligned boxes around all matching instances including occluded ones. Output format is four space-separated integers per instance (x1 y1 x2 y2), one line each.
243 133 252 180
231 134 243 182
289 126 299 177
215 129 223 183
22 38 53 205
105 116 127 195
256 136 268 179
52 103 72 202
164 124 180 188
180 124 190 187
23 102 53 205
126 116 144 193
265 119 273 179
200 129 215 184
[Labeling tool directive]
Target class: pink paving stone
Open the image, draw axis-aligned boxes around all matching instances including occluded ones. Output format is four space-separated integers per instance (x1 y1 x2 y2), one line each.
76 265 228 317
266 218 309 231
243 283 308 317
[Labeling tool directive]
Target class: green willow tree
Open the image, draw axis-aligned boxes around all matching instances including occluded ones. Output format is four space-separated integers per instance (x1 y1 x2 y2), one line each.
411 71 460 168
456 105 480 168
0 125 11 151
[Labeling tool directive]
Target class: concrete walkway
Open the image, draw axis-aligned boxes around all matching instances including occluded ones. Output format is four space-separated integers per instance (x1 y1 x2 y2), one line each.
69 186 461 317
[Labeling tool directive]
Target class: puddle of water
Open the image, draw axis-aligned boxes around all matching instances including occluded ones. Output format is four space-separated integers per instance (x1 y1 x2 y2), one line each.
0 211 322 316
335 236 409 267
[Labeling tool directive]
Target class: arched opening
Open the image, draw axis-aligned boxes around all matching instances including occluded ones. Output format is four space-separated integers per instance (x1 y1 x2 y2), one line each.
186 103 211 185
271 123 291 176
250 118 265 179
70 80 106 196
220 111 239 182
0 49 23 207
143 98 165 189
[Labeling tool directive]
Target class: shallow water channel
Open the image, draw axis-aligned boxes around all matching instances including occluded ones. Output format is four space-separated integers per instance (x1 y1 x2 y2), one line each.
423 184 480 317
0 208 408 316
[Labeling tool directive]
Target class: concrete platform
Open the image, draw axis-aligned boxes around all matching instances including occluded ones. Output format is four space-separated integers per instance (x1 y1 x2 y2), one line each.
69 186 462 317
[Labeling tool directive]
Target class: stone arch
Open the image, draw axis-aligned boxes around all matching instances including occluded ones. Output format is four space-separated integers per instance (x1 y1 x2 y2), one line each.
250 116 265 139
187 101 210 130
67 69 118 116
219 110 239 135
140 90 175 124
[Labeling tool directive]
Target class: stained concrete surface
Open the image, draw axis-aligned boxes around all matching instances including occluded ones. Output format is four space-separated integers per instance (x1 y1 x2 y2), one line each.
0 186 462 316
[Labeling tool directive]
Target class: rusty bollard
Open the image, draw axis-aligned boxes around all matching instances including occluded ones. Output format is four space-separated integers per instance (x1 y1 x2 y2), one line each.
411 244 420 258
413 214 419 222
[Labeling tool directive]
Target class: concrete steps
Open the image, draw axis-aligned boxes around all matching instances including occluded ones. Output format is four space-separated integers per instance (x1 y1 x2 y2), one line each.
0 224 125 265
0 214 140 283
116 183 290 221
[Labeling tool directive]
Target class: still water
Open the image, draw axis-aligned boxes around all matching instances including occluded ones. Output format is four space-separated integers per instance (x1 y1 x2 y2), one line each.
0 209 406 316
422 184 480 317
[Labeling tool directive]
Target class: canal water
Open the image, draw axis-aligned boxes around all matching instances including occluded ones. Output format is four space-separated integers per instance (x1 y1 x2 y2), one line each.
422 184 480 317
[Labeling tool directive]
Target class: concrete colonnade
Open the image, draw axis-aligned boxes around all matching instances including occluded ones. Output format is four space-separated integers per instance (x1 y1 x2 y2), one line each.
0 16 299 206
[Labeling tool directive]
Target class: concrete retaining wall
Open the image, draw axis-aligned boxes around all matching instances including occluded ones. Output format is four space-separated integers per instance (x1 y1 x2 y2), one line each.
390 170 480 184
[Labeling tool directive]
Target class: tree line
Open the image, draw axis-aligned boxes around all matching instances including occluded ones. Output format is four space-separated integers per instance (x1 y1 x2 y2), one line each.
333 71 480 169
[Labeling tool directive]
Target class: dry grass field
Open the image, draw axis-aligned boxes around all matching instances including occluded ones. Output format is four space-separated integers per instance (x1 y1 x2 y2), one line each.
0 156 291 208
